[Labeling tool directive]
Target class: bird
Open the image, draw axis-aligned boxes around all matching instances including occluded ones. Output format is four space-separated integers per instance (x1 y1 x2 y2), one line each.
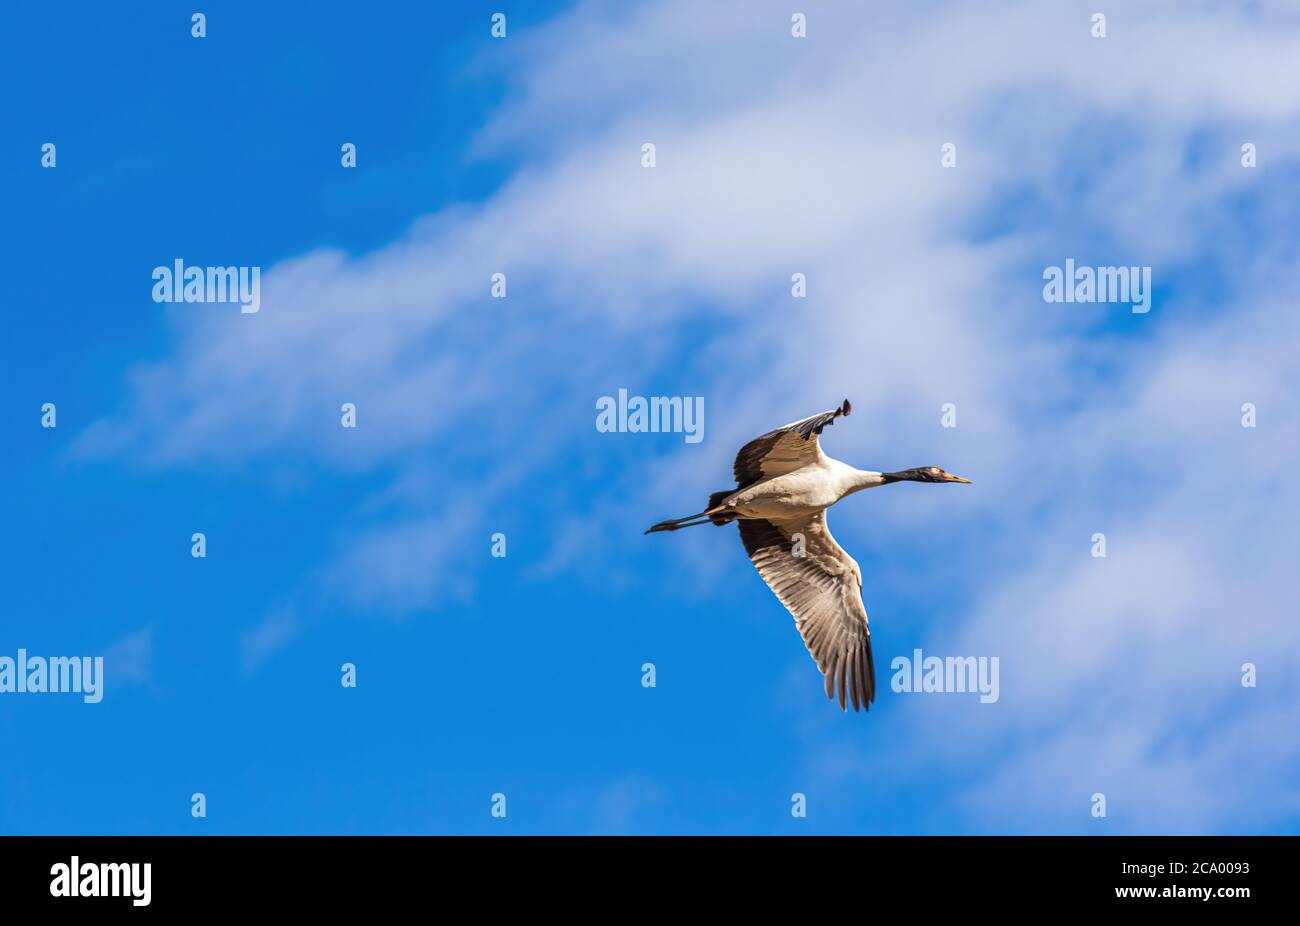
645 399 970 712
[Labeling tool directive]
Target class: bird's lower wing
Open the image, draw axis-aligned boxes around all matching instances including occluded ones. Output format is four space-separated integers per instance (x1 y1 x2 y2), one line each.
738 512 875 711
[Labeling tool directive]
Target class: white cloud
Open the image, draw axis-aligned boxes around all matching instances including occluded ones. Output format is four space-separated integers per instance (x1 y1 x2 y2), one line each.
102 627 152 688
240 607 301 673
326 506 477 612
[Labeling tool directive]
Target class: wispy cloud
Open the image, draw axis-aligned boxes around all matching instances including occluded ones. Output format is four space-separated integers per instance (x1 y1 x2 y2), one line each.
103 627 153 689
240 607 301 674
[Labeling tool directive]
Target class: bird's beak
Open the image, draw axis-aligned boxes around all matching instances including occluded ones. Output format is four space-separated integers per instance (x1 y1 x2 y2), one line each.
944 473 972 484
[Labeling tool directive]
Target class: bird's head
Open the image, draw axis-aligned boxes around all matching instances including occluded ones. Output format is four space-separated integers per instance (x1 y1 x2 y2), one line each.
883 466 971 484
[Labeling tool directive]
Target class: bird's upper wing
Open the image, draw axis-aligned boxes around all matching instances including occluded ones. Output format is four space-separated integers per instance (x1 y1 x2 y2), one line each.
732 400 851 487
738 511 875 711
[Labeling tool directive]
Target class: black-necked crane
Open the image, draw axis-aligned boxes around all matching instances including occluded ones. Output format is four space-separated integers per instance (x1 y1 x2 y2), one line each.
645 399 970 713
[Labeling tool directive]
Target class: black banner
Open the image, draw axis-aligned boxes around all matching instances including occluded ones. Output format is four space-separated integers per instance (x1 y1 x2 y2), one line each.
0 835 1285 912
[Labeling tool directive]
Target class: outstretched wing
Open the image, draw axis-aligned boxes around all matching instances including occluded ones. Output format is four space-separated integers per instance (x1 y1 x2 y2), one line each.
738 510 875 712
733 399 851 487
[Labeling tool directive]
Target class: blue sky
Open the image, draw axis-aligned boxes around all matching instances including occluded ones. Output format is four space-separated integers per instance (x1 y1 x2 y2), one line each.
3 1 1299 835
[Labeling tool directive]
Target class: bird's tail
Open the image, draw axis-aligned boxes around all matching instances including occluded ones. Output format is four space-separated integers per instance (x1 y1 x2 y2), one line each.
706 490 737 525
645 490 737 534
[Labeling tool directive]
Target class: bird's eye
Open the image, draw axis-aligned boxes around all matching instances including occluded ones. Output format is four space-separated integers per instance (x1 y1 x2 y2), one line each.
930 467 941 475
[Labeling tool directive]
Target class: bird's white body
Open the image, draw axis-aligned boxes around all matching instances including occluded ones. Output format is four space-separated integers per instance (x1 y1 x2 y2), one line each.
722 458 885 521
